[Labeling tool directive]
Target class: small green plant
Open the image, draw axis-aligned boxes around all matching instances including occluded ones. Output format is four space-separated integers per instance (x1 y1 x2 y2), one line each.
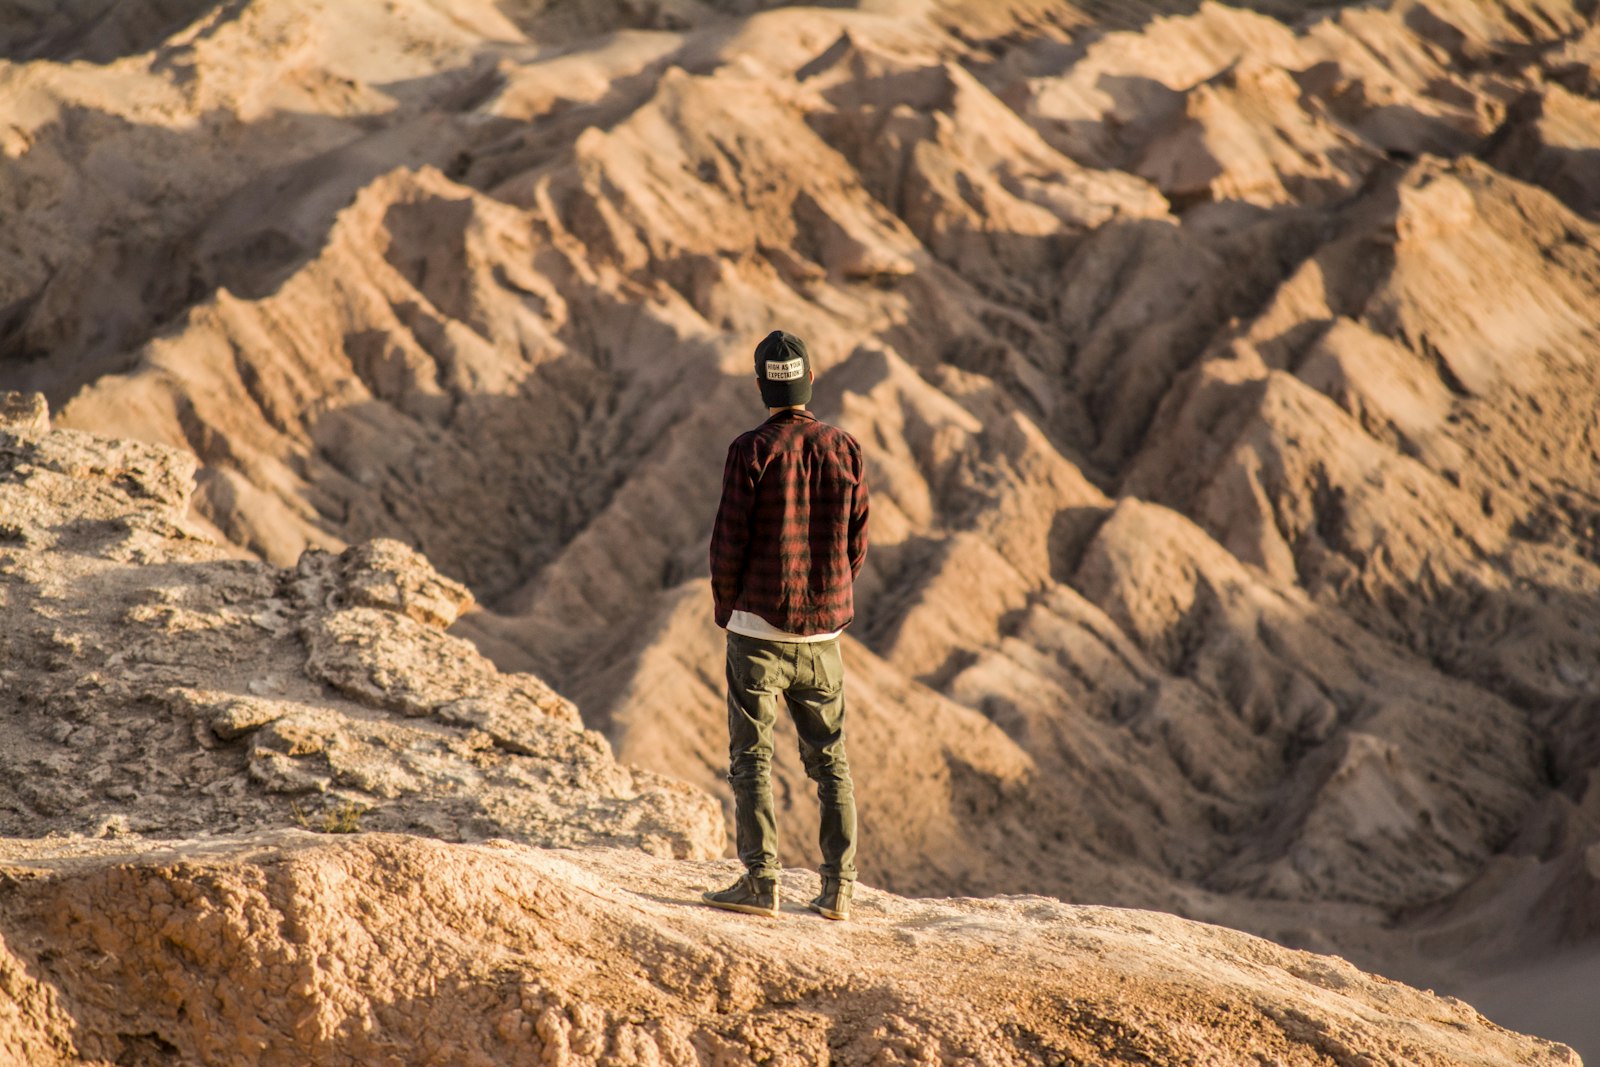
292 798 367 834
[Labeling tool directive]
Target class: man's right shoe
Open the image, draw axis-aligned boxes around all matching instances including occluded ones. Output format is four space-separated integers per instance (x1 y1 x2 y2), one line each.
806 876 852 921
701 872 779 918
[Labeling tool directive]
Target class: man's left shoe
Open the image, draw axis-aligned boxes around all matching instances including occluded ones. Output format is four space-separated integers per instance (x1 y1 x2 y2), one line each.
805 876 852 921
701 872 779 917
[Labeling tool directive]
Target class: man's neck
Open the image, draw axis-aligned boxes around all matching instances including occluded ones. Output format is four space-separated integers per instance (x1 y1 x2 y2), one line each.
768 405 808 416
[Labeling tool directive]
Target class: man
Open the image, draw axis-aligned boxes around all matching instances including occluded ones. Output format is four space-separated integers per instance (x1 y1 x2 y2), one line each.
702 330 869 921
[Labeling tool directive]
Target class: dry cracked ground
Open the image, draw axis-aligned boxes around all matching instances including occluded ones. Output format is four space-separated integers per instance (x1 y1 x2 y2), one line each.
1 0 1599 1062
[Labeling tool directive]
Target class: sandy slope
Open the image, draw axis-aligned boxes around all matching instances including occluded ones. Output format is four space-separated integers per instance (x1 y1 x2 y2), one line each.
1454 948 1600 1065
2 0 1599 1055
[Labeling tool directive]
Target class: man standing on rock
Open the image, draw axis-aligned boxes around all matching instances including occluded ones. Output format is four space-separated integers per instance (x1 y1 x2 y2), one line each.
702 330 868 921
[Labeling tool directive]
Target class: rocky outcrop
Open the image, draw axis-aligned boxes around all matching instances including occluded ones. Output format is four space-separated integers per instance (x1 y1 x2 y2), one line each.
0 400 720 858
0 831 1578 1067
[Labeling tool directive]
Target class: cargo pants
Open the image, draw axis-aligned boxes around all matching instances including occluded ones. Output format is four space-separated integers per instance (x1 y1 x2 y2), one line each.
725 632 858 884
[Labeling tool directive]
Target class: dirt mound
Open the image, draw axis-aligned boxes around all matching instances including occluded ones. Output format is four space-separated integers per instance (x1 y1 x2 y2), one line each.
0 831 1578 1066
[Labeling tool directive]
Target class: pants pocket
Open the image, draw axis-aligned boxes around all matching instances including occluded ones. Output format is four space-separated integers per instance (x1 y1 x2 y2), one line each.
730 633 784 692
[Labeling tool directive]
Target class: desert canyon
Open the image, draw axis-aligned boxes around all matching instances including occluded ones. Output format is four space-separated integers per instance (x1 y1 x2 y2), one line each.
1 0 1598 1062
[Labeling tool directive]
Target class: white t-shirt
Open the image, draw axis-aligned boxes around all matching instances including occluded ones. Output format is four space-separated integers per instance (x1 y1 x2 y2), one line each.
728 610 842 643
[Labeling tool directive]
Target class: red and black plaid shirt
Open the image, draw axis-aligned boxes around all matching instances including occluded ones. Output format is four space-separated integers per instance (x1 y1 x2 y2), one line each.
710 409 869 635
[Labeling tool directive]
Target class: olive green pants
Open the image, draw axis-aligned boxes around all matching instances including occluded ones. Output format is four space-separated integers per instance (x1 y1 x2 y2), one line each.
725 632 857 883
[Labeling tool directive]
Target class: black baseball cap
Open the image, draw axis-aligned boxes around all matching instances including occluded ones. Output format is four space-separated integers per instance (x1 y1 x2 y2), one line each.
754 330 812 407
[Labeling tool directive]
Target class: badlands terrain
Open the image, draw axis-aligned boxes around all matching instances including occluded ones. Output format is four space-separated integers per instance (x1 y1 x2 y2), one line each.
0 404 1576 1067
1 0 1599 1060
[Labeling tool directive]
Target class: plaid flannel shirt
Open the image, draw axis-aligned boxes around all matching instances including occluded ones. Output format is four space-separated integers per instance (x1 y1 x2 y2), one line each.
710 409 869 635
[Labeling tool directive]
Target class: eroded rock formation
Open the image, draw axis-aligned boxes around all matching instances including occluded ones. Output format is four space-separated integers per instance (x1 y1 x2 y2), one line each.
0 403 720 857
2 0 1600 1057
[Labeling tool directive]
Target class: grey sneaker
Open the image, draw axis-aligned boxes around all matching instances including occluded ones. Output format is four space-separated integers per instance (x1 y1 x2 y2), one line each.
806 877 852 921
701 872 779 918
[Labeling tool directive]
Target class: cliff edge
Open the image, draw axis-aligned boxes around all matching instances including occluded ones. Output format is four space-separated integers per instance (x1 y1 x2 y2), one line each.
0 831 1579 1067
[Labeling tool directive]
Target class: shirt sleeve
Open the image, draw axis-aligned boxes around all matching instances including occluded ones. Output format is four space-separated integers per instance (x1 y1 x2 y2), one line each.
710 439 755 628
847 447 869 581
